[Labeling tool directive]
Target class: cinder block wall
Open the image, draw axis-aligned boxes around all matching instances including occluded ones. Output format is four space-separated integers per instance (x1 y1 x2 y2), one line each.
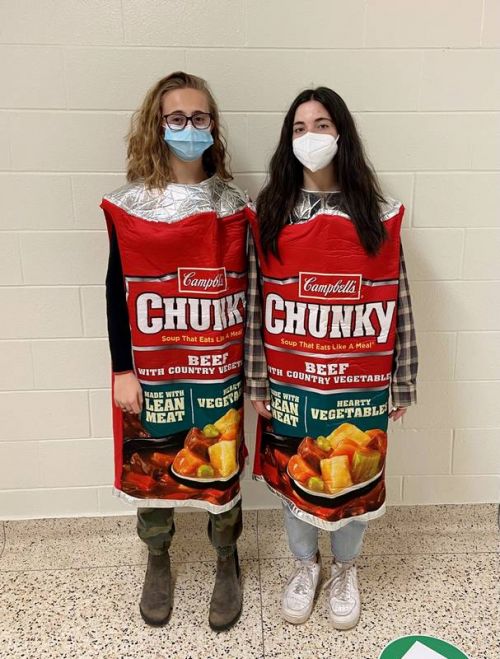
0 0 498 518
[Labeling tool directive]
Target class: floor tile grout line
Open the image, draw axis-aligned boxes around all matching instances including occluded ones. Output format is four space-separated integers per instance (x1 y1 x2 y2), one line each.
0 521 5 560
0 557 265 574
255 510 266 659
0 549 498 574
255 549 500 560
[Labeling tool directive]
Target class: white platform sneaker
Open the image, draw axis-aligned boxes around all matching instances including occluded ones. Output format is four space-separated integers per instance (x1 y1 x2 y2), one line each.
325 559 361 629
281 555 322 624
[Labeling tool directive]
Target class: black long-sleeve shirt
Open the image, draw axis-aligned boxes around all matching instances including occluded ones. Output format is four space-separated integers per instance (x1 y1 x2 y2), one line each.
105 227 133 373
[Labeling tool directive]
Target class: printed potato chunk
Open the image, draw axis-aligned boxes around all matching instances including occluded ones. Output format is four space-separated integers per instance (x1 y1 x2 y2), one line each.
320 455 353 493
326 423 372 449
214 409 241 435
208 439 237 477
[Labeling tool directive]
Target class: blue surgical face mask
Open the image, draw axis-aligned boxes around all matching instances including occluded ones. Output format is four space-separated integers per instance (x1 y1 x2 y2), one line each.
164 125 214 162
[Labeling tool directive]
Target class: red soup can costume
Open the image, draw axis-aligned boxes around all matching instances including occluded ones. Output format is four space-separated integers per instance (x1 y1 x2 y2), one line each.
247 198 404 530
101 176 248 513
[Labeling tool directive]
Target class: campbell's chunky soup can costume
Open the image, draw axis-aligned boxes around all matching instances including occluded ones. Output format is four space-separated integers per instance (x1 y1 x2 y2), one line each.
101 176 248 513
248 196 404 530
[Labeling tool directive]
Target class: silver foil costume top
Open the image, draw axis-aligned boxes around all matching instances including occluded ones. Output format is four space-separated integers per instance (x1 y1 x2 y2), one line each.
103 175 247 223
289 189 402 224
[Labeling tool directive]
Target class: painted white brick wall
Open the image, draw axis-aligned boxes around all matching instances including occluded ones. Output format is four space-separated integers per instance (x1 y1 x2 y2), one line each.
0 0 498 518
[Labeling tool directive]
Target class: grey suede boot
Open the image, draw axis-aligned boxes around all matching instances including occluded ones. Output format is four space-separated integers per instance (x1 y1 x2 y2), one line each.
208 548 242 631
139 551 172 626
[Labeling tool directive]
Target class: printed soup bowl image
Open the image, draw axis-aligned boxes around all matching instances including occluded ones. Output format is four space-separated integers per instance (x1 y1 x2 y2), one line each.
120 408 242 496
170 408 240 482
286 423 387 499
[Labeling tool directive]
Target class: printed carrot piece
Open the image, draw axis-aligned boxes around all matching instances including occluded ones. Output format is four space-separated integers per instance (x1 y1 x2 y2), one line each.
288 454 318 483
331 439 358 464
124 471 156 491
219 424 238 441
173 448 207 476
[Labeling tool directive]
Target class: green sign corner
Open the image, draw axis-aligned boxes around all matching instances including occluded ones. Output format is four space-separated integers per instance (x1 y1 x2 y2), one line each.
379 635 469 659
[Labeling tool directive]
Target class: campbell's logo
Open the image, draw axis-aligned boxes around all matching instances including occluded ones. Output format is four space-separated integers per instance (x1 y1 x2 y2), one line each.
178 267 227 295
299 272 362 301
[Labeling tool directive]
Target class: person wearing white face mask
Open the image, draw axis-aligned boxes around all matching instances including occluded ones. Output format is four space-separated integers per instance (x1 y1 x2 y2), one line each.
245 87 418 629
292 130 340 173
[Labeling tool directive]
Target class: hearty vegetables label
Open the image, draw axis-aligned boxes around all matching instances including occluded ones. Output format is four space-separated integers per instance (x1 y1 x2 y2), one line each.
270 384 389 437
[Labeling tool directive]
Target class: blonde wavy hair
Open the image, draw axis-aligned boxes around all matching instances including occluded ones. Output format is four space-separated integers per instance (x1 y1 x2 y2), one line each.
126 71 232 189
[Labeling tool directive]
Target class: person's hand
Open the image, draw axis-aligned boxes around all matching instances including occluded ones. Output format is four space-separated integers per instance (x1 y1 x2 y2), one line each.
389 406 407 422
113 372 143 415
252 399 272 419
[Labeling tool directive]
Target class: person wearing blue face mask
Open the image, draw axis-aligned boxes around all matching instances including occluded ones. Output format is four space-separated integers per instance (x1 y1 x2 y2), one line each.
163 113 214 161
102 72 249 632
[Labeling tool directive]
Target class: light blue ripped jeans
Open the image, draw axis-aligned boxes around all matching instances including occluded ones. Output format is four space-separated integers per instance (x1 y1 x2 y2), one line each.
283 503 368 563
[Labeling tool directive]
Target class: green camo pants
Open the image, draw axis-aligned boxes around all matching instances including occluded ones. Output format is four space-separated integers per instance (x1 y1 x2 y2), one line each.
137 500 243 558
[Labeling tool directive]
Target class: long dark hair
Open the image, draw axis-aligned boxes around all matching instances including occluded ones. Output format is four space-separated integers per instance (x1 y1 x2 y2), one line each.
256 87 386 258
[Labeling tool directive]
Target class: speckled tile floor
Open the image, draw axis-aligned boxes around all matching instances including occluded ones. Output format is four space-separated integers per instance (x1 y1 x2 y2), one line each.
0 505 498 659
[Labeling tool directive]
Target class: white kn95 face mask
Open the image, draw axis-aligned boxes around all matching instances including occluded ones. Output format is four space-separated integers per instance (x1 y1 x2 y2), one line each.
292 132 339 172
